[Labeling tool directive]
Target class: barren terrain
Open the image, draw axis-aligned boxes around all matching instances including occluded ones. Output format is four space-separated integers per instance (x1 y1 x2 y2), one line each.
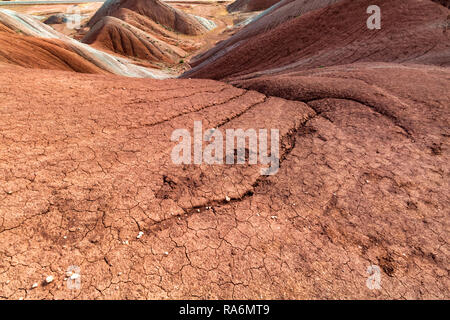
0 0 448 300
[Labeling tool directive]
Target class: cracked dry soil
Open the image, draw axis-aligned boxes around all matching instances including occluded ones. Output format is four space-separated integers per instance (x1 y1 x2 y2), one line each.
0 62 448 299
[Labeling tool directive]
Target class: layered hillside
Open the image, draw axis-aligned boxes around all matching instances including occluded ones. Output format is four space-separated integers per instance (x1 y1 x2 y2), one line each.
0 9 169 78
183 0 449 80
0 60 449 299
88 0 212 36
186 0 339 69
0 32 106 73
82 16 187 64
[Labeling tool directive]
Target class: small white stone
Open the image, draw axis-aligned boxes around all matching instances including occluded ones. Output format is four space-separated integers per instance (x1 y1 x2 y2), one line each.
32 283 38 289
137 231 144 239
122 240 129 245
163 251 169 256
45 275 54 284
271 215 278 219
70 273 80 280
225 196 231 202
196 209 200 212
63 236 67 239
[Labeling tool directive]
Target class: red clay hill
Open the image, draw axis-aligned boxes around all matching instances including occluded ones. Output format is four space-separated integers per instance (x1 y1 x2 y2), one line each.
88 0 211 36
82 16 187 65
0 32 106 74
0 5 200 76
0 61 448 299
82 0 215 64
183 0 449 80
186 0 340 71
0 0 448 300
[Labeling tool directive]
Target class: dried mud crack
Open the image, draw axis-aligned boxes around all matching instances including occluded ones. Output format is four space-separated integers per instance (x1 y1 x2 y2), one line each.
0 0 449 301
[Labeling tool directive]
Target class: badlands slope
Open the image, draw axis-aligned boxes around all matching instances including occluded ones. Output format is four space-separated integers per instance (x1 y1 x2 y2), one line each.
0 0 448 300
227 0 281 13
0 9 169 77
0 0 218 76
82 0 216 64
82 16 188 65
186 0 341 70
183 0 450 80
0 62 448 300
88 0 212 35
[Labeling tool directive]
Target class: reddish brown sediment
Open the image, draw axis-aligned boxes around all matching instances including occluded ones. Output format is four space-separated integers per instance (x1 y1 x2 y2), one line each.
0 0 448 300
183 0 450 80
82 16 187 64
88 0 210 36
227 0 281 13
80 0 217 68
0 9 172 78
432 0 450 8
186 0 338 69
0 23 12 33
106 7 205 51
0 62 448 299
0 32 106 73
